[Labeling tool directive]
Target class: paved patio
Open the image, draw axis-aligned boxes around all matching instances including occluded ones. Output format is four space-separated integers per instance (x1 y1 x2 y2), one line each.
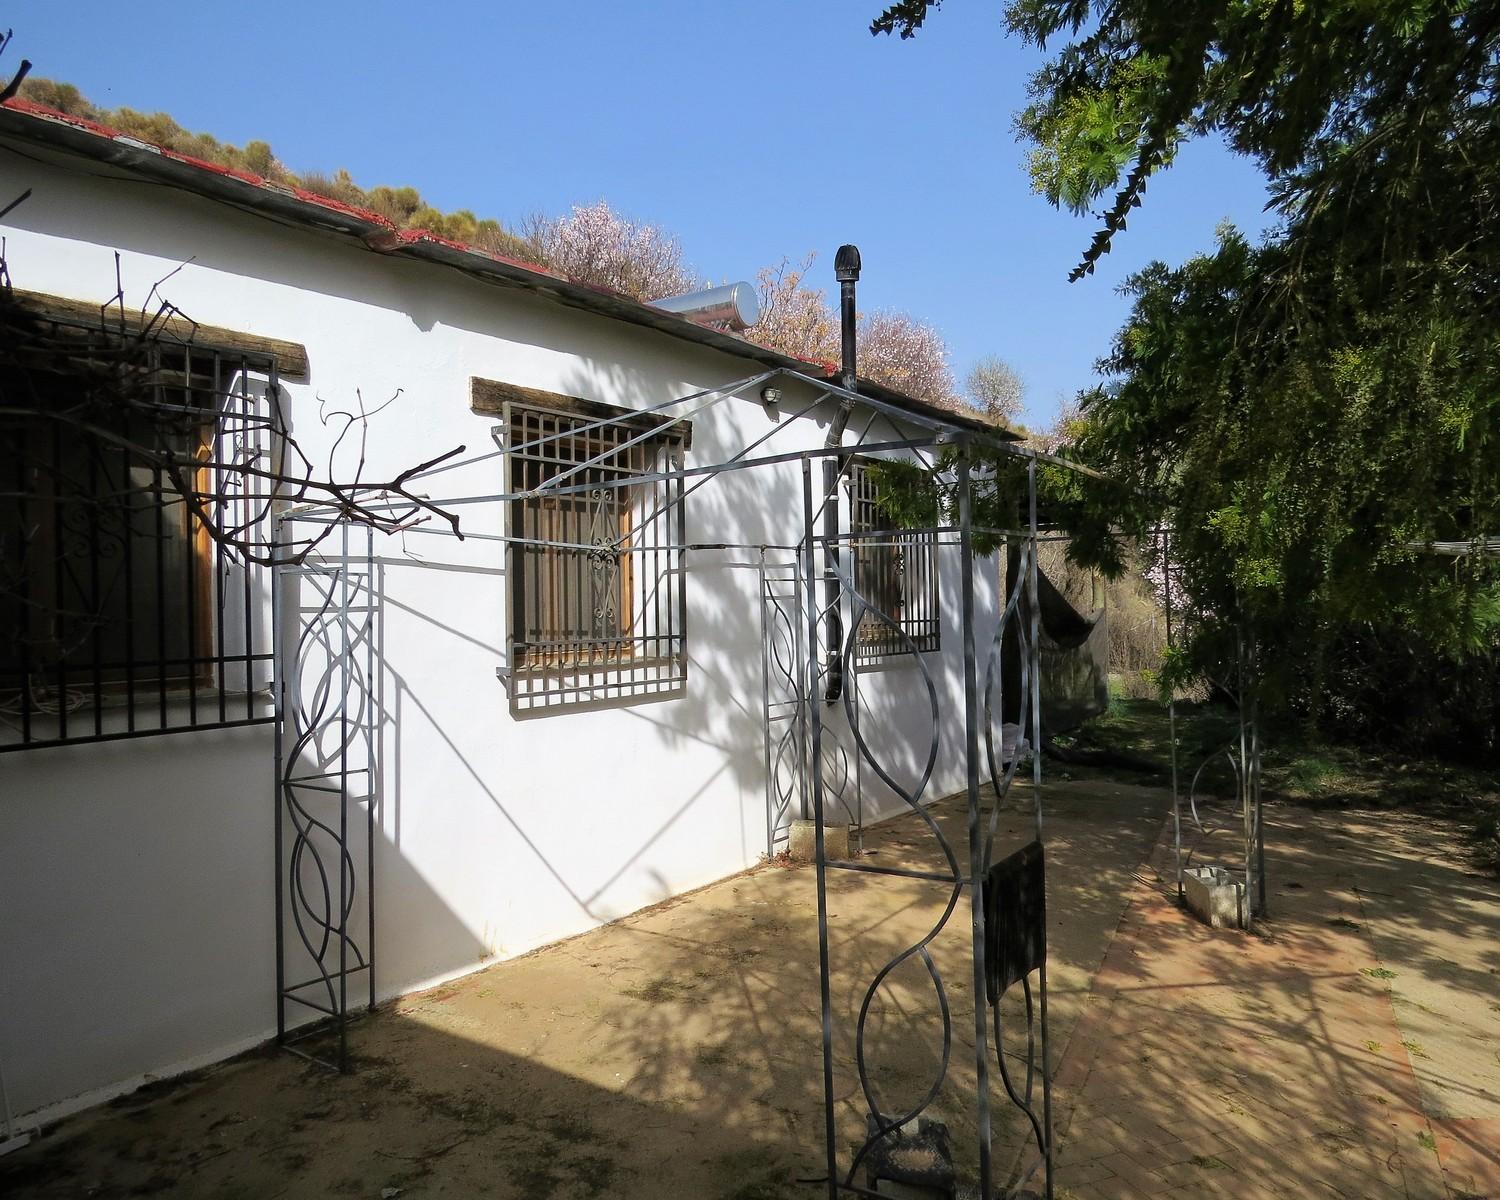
2 778 1497 1199
1047 807 1500 1200
0 778 1168 1199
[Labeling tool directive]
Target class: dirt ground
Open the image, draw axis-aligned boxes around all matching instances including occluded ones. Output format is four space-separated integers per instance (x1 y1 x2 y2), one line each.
0 778 1169 1200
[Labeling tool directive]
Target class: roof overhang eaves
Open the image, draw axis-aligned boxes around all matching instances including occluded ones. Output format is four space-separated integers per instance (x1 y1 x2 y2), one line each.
0 100 1019 444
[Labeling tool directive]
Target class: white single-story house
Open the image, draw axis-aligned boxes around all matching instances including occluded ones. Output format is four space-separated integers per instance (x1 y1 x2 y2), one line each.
0 96 1015 1124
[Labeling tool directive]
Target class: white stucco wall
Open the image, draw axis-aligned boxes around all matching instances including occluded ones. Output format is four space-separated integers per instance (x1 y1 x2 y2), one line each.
0 140 999 1119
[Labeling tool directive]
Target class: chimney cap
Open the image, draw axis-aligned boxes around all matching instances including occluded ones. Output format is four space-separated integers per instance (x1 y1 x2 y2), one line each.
834 244 861 282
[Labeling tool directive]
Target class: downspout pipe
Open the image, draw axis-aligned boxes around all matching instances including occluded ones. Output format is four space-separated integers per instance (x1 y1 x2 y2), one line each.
823 244 860 703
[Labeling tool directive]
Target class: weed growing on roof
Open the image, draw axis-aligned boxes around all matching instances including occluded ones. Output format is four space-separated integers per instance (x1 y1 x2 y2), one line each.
15 77 990 413
19 77 540 260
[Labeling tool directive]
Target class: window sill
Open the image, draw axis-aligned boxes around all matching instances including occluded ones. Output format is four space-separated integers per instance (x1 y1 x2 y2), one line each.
854 646 943 669
502 655 681 677
0 689 274 751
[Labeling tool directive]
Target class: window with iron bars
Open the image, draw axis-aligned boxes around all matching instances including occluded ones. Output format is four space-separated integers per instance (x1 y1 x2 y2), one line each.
503 398 688 714
848 457 941 659
0 313 278 750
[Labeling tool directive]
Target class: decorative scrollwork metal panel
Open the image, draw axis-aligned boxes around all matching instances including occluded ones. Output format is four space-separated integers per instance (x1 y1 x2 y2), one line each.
760 554 863 856
274 522 378 1071
805 452 1053 1200
1165 612 1267 928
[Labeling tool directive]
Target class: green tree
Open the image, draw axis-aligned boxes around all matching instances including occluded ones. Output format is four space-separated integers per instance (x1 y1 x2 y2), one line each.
1074 228 1499 722
875 1 1500 280
871 1 1500 746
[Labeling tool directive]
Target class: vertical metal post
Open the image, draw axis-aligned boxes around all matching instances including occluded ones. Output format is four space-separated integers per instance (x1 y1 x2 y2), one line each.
272 516 287 1043
795 555 810 825
1237 625 1253 933
957 448 993 1197
803 460 838 1200
240 364 257 722
850 655 865 854
759 550 777 857
338 520 351 1071
1162 527 1183 899
1250 633 1267 918
1027 457 1054 1200
365 527 377 1011
214 355 228 726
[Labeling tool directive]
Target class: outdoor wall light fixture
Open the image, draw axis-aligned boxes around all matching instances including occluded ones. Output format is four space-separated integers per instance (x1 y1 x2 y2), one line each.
760 385 782 415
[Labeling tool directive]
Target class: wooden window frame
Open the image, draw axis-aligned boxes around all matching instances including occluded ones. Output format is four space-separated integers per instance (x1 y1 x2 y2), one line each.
1 294 284 747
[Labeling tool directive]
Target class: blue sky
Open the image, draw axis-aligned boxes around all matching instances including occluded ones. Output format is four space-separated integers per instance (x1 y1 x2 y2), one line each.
11 0 1274 427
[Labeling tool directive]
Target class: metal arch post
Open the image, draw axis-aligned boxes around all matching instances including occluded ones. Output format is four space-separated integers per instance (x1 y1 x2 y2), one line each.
957 448 994 1197
338 518 351 1072
758 549 777 858
803 459 838 1200
795 555 810 826
1162 526 1183 900
1027 461 1044 845
272 515 287 1045
1027 456 1055 1200
1237 624 1254 933
364 524 378 1013
274 516 377 1071
757 548 805 854
1249 632 1267 918
850 645 865 855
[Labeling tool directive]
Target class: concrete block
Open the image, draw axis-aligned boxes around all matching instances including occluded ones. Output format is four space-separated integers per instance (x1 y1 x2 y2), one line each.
788 819 849 863
1184 865 1246 930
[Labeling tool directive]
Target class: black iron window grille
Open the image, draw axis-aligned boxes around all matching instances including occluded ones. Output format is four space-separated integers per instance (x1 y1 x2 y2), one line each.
1 316 277 751
848 457 940 659
502 399 687 714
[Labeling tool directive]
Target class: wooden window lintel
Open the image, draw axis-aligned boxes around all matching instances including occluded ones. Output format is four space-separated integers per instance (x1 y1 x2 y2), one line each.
11 289 309 379
471 377 692 448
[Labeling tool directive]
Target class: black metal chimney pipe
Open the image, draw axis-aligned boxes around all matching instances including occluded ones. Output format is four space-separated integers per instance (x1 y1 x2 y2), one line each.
836 245 860 390
822 245 861 703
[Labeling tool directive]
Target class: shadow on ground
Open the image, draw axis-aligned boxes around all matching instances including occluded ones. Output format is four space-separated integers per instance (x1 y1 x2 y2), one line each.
1043 801 1500 1200
0 777 1169 1199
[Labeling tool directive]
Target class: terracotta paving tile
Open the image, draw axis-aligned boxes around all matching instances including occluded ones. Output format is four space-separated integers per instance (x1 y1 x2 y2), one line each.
1093 1149 1171 1194
1431 1116 1500 1197
1156 1170 1250 1199
1151 1131 1242 1165
1054 1155 1120 1187
1150 1154 1242 1187
1069 1176 1159 1200
1071 1116 1140 1147
1029 808 1500 1200
1063 1136 1139 1166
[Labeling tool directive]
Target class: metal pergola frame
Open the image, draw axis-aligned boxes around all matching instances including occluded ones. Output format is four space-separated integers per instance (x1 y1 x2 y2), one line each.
273 367 1104 1200
269 365 1083 1197
798 449 1055 1199
0 348 1142 1191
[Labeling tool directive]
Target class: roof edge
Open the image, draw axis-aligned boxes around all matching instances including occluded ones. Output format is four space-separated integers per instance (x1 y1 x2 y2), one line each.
0 98 1017 442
